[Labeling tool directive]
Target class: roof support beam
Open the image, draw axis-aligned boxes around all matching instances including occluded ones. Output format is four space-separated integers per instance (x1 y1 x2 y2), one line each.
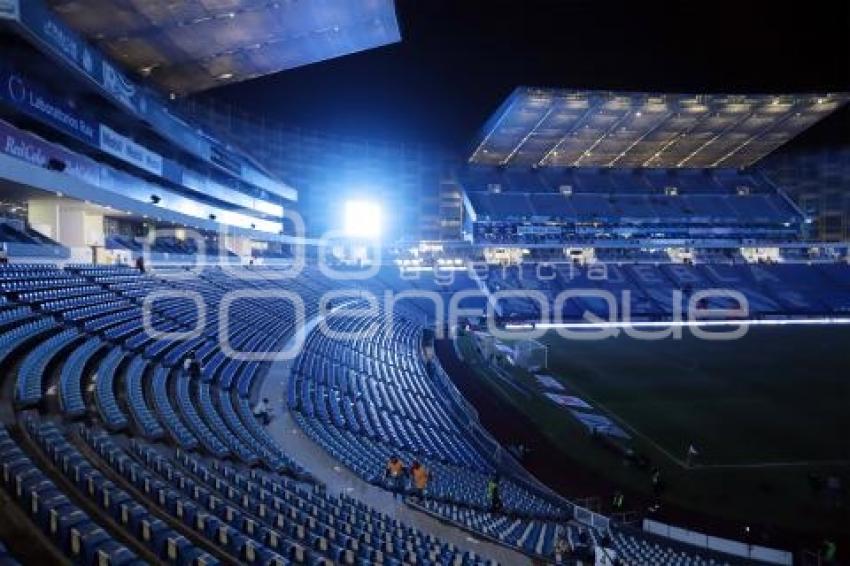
537 101 600 167
676 107 759 168
500 105 555 166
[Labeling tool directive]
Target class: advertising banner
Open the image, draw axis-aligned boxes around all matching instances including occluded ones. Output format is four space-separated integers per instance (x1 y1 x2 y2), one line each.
99 124 163 176
0 67 97 145
11 0 296 201
0 117 99 184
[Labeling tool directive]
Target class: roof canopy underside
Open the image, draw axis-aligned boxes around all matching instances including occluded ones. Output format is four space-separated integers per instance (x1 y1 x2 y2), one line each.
470 88 849 169
46 0 401 95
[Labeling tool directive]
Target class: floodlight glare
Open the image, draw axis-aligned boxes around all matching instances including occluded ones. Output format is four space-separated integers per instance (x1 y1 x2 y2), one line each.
344 200 382 239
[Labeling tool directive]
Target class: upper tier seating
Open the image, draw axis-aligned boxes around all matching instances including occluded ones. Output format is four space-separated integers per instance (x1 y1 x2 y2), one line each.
106 235 239 258
0 221 68 258
460 167 803 243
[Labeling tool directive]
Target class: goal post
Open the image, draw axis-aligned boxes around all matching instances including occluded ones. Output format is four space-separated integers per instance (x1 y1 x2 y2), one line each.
513 338 548 371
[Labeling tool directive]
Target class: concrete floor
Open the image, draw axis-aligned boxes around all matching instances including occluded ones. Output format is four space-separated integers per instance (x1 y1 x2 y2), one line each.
256 317 532 565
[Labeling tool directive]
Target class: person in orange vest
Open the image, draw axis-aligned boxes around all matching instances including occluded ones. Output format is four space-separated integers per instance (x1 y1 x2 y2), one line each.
385 455 406 499
410 461 429 500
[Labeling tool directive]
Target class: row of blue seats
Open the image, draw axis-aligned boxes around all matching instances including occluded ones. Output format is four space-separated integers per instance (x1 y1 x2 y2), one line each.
152 366 199 450
87 429 347 565
59 338 103 418
607 526 730 566
159 442 496 566
0 424 142 565
484 261 850 319
292 314 480 469
466 191 799 224
1 276 89 293
0 266 303 475
295 413 567 520
96 348 130 430
459 165 769 195
6 318 61 406
416 500 563 559
124 357 165 440
22 416 222 565
16 328 81 407
175 374 230 458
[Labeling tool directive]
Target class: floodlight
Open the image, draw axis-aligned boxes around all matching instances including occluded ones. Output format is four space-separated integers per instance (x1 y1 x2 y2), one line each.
344 200 382 239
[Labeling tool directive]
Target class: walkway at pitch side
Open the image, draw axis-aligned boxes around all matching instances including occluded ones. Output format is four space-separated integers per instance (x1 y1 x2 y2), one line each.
257 314 530 565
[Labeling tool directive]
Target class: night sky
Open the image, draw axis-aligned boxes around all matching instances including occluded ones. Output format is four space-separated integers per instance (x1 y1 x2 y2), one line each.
202 0 850 153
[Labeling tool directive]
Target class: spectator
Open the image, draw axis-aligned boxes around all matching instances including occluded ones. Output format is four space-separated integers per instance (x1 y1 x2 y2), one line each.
253 397 273 425
487 476 502 512
612 491 624 512
554 533 571 562
410 461 429 499
651 467 663 495
187 350 202 381
135 255 145 273
685 443 699 467
823 539 837 564
0 243 8 264
385 456 406 499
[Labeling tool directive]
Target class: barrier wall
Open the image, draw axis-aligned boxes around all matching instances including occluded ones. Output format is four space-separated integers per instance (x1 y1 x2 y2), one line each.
643 519 793 565
0 65 283 218
0 117 282 233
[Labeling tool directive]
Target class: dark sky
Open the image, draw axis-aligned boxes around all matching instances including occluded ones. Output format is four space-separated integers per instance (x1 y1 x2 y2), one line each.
203 0 850 153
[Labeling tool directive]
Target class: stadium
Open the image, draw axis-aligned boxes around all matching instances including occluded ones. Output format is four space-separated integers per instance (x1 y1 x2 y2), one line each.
0 1 847 565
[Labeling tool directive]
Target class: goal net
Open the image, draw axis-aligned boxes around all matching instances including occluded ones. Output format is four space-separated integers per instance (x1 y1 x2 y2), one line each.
512 339 548 371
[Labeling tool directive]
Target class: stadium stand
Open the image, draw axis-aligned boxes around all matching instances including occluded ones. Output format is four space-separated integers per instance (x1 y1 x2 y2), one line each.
0 263 509 564
0 2 846 563
7 260 823 563
461 167 805 244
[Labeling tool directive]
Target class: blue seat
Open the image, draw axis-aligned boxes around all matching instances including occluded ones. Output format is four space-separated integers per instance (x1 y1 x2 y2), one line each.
151 366 198 449
59 337 103 418
95 348 130 430
124 357 165 440
16 327 79 407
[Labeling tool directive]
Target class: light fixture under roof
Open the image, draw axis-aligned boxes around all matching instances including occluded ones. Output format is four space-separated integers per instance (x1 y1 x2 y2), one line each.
470 87 849 169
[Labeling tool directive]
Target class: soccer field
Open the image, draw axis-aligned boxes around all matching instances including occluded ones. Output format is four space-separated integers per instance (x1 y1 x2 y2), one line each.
454 325 850 535
540 325 850 467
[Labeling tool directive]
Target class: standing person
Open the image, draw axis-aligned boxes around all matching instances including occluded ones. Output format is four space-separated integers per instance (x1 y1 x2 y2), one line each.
823 539 837 564
262 398 274 424
385 456 406 499
487 476 502 512
135 255 145 273
187 350 202 381
612 491 624 513
410 461 429 500
0 243 8 264
554 533 571 562
685 444 699 467
651 467 663 495
253 397 272 425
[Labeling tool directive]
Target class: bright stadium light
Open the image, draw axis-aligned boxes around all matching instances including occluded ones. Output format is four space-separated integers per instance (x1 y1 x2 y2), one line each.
344 200 382 239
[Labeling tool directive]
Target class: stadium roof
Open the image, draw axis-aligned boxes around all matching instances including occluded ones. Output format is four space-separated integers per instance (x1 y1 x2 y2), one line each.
470 88 849 169
45 0 401 95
